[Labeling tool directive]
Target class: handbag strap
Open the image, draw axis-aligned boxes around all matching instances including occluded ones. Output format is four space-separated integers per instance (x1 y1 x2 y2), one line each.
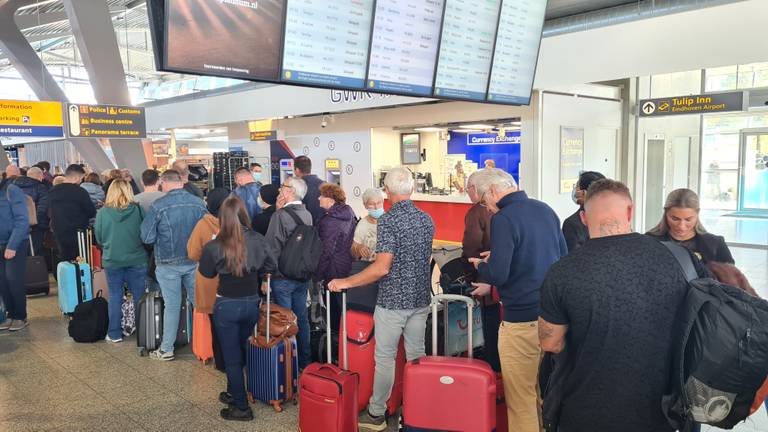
662 242 698 282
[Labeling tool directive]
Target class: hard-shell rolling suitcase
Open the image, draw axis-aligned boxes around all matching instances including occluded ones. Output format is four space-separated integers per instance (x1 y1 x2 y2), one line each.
340 309 406 415
136 289 191 355
246 275 298 412
299 290 359 432
496 373 508 432
192 310 214 364
25 236 49 296
56 230 93 314
401 294 496 431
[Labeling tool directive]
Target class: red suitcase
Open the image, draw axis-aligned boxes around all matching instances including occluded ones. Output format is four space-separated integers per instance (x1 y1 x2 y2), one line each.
496 373 508 432
340 309 406 415
298 290 359 432
401 294 496 431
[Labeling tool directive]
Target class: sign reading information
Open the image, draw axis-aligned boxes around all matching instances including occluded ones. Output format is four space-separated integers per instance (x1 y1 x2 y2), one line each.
66 104 146 139
0 100 63 137
639 91 746 117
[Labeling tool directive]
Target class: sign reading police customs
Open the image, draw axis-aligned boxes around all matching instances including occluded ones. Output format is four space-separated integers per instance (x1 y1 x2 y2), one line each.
66 103 146 139
639 91 746 117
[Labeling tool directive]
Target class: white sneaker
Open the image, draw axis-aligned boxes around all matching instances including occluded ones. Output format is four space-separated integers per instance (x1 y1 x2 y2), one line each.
149 350 175 361
105 335 123 343
0 319 12 331
8 320 28 331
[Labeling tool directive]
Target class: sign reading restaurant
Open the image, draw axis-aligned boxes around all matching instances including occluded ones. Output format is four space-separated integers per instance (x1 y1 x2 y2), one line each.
0 100 64 137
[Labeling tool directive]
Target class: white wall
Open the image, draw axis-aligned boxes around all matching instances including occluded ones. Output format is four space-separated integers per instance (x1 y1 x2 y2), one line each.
540 93 623 222
535 0 768 89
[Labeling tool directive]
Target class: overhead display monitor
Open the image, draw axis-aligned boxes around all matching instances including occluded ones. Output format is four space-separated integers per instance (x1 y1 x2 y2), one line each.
164 0 284 81
366 0 445 96
433 0 501 101
282 0 375 89
487 0 547 105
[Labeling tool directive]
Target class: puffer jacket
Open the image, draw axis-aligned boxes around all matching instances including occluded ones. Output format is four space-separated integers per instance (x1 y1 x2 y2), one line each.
316 203 356 282
0 180 29 252
13 175 49 230
187 214 219 314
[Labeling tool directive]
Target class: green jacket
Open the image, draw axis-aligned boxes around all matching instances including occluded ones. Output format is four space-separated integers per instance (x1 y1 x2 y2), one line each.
94 203 148 269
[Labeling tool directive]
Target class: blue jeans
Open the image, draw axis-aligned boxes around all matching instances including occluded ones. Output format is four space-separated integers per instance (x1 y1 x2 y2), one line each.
105 265 147 340
272 279 310 368
0 240 29 321
213 295 260 410
155 262 196 353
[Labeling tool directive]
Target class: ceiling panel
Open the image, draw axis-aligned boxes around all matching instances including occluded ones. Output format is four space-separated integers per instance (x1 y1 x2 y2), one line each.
545 0 639 20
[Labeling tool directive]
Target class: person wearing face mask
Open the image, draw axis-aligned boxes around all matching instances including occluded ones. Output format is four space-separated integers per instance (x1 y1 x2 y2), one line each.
249 163 264 187
351 188 385 262
251 184 279 236
562 171 606 253
468 168 567 432
317 183 357 331
647 188 734 264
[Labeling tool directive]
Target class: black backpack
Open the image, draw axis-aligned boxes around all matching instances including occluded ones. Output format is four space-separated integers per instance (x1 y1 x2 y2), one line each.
68 290 109 343
662 243 768 430
278 207 323 281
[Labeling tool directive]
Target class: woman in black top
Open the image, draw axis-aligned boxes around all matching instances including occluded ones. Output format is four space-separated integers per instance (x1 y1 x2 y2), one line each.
198 196 276 422
647 188 734 264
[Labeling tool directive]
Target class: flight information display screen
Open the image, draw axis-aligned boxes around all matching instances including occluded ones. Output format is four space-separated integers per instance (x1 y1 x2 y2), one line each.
486 0 547 105
164 0 285 81
281 0 375 89
433 0 501 101
365 0 445 96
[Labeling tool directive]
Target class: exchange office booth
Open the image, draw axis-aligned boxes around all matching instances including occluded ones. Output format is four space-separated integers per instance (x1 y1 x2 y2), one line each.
375 120 522 244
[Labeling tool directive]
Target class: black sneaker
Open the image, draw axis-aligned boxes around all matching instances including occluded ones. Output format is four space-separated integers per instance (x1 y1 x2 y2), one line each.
218 392 234 405
220 406 253 422
358 409 386 431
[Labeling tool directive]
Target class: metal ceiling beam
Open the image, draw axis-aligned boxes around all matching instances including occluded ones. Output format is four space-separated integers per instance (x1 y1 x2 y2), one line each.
0 0 116 172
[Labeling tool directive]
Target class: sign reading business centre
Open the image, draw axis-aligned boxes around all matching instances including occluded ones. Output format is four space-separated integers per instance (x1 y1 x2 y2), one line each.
67 104 146 139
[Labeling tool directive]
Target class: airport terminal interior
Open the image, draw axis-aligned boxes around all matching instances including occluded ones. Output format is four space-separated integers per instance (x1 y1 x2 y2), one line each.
1 0 768 431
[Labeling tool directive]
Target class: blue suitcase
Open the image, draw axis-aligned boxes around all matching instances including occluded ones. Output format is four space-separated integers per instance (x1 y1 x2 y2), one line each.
56 261 93 314
246 277 298 412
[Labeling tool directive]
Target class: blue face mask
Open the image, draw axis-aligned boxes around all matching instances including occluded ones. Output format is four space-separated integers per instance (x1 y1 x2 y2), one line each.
252 172 262 182
368 208 384 219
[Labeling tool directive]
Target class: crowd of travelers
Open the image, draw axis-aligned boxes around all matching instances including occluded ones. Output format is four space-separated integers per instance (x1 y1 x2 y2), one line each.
0 153 764 431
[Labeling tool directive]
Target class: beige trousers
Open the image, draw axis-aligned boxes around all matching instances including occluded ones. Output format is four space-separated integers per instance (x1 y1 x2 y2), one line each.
498 321 543 432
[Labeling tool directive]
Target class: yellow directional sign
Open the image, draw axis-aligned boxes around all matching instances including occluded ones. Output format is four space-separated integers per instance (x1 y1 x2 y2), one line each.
0 100 64 137
639 92 746 117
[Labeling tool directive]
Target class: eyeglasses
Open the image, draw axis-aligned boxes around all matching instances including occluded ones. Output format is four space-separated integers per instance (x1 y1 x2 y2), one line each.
280 183 294 189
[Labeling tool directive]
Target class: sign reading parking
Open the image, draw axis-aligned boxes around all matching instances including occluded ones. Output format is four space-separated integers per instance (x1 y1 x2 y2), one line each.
639 91 746 117
0 100 64 137
66 103 146 139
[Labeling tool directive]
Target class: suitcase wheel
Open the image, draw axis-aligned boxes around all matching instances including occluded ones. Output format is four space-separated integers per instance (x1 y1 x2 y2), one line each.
138 348 147 357
269 400 283 413
247 392 255 405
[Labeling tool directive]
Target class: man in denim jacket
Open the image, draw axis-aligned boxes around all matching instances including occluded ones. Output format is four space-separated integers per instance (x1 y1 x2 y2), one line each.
140 169 207 361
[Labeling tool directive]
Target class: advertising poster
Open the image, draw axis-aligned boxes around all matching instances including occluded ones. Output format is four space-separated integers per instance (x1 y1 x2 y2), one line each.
165 0 284 81
560 126 584 194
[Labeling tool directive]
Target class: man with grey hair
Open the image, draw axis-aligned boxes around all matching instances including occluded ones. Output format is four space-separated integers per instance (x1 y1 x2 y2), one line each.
265 175 313 368
469 168 567 432
13 166 49 256
329 167 434 430
140 169 208 361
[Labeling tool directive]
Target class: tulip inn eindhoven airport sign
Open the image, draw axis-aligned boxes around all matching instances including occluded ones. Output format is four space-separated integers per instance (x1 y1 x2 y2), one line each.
0 100 64 138
66 104 147 139
639 91 747 117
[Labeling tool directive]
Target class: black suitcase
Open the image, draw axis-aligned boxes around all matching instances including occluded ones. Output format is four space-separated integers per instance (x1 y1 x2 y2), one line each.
346 261 378 313
136 290 192 356
25 236 49 296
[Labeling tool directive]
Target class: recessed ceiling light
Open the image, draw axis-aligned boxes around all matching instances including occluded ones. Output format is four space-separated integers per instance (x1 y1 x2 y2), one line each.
414 127 444 132
460 124 495 129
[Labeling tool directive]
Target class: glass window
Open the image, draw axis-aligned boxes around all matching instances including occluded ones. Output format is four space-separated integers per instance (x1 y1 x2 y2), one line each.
705 66 737 92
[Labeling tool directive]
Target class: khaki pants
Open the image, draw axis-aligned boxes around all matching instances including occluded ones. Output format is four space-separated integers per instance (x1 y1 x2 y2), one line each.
498 321 543 432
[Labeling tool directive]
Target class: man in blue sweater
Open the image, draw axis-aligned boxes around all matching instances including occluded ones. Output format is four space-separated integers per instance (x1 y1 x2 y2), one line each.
469 168 567 432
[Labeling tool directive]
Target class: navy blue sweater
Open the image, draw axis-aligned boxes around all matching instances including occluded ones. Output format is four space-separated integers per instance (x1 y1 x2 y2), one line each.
478 191 567 322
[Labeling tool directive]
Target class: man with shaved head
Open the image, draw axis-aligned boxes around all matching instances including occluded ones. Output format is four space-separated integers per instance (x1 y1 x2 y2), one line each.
538 179 707 432
4 165 20 180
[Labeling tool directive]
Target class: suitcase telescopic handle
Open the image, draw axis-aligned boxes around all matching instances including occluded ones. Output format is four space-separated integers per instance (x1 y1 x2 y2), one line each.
266 274 271 342
325 287 348 369
430 294 475 358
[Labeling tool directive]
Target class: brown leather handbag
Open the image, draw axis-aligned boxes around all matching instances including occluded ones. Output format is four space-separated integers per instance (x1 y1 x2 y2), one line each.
257 302 298 341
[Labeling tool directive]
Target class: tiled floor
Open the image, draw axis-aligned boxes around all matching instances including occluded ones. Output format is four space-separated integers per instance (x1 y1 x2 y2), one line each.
2 265 767 431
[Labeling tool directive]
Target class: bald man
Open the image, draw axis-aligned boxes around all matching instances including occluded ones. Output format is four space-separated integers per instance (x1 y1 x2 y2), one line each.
537 179 707 432
5 165 20 180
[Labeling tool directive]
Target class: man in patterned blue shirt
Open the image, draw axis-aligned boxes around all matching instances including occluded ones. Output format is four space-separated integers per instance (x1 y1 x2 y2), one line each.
329 167 434 431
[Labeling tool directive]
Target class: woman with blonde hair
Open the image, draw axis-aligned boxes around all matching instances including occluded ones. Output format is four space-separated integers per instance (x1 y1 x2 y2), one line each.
94 179 148 343
647 188 734 264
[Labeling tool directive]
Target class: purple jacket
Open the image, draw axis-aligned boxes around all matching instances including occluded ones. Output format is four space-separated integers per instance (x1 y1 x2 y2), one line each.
317 203 357 282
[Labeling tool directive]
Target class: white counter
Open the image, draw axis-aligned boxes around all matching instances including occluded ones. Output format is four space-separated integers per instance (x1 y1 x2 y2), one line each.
409 192 472 204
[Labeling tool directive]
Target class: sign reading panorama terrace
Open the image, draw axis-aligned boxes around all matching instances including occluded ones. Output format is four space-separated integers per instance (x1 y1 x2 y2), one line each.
66 103 146 139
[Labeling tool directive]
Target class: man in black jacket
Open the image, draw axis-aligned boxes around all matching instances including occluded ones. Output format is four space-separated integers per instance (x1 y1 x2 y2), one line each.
293 156 324 224
562 171 605 253
47 164 96 261
13 167 49 256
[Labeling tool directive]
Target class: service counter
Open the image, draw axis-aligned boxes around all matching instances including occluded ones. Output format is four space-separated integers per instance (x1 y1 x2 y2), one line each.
385 192 472 244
